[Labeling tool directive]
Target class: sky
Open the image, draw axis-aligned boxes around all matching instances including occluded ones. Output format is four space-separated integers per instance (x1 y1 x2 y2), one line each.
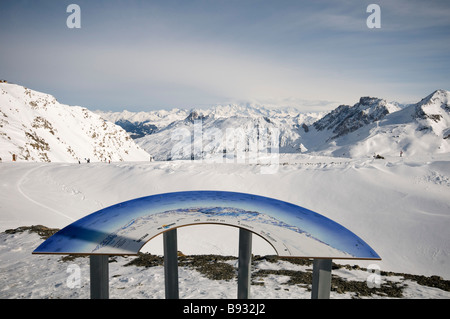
1 0 449 112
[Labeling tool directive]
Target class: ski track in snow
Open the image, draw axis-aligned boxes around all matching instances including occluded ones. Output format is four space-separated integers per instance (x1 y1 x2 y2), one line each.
16 164 75 223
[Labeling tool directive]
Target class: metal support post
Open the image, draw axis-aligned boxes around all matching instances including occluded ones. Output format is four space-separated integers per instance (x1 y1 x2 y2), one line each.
311 258 332 299
164 228 179 299
90 255 109 299
237 228 252 299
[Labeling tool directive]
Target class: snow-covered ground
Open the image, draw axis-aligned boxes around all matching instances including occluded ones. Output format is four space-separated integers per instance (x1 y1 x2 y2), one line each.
0 153 449 298
2 229 449 299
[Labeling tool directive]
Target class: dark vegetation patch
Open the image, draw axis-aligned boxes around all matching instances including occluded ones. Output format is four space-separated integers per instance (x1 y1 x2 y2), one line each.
5 225 59 240
123 253 449 297
124 252 164 268
125 253 236 281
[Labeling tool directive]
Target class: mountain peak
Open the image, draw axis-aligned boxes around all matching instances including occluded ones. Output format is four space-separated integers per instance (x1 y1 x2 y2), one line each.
313 96 390 138
411 89 450 138
185 110 207 123
432 89 449 96
431 89 450 102
358 96 383 106
417 89 450 107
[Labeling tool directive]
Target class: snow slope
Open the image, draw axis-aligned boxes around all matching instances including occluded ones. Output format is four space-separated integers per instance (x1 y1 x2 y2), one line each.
0 154 449 281
0 83 150 163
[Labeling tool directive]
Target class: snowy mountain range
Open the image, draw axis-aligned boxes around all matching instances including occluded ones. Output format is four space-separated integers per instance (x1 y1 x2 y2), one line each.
98 89 450 160
1 82 449 163
0 83 150 162
305 90 450 157
97 105 324 161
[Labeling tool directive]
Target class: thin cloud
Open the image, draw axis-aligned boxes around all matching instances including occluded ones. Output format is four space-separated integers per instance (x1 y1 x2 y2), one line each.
0 0 448 111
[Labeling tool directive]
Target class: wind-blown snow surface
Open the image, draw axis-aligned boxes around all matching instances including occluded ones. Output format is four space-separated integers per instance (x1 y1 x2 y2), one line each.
0 154 449 282
0 83 150 163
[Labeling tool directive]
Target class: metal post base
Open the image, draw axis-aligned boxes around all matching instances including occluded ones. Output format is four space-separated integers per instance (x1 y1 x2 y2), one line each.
237 228 252 299
90 255 109 299
164 229 179 299
311 258 332 299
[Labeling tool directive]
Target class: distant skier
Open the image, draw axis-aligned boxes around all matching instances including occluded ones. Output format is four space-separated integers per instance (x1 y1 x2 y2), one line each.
400 150 403 157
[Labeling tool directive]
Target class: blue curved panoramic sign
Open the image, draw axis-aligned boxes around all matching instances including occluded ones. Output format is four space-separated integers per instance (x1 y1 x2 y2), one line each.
33 191 380 260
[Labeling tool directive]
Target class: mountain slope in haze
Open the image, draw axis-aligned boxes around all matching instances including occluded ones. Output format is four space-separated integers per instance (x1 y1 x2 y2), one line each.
98 105 324 161
0 83 150 162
